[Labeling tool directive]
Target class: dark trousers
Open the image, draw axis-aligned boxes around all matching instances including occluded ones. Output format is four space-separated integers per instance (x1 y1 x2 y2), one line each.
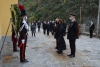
43 29 46 34
90 30 93 38
52 31 54 35
47 30 49 35
69 39 76 55
20 35 27 62
12 34 17 51
32 31 35 37
38 27 40 32
13 38 17 51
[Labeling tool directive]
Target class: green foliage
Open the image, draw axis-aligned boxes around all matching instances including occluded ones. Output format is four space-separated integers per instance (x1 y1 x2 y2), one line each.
12 4 21 33
20 0 99 24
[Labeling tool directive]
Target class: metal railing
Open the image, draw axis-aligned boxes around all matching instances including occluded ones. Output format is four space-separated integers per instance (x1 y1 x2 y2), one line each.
80 24 100 37
66 24 100 37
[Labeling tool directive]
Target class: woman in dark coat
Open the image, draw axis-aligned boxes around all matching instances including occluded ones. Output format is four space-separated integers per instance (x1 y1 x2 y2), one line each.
54 19 66 54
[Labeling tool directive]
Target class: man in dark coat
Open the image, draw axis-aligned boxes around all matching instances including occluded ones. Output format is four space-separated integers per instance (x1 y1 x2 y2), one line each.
67 13 78 58
89 21 95 38
42 21 47 34
54 19 66 54
37 21 41 32
47 22 50 36
18 14 29 63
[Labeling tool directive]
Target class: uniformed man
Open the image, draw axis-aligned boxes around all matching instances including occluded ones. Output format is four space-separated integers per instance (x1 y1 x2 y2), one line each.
11 26 18 52
18 13 29 63
89 20 95 38
67 13 78 58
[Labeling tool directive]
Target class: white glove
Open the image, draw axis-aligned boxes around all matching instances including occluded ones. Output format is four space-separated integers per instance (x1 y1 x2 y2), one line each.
22 39 25 44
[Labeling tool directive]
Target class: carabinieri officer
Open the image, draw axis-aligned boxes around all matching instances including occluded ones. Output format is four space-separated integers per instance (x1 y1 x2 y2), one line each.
18 13 29 63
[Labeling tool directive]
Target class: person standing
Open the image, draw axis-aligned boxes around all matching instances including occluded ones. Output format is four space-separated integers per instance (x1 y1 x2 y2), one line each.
18 14 29 63
54 19 66 54
62 20 67 36
31 22 36 37
67 13 78 58
37 21 41 32
89 20 95 38
34 21 36 26
42 21 47 35
47 21 50 36
11 26 18 52
52 20 57 35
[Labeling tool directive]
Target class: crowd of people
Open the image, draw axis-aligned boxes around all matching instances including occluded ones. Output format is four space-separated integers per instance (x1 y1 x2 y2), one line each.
30 13 95 58
30 19 67 36
29 13 79 58
11 4 95 63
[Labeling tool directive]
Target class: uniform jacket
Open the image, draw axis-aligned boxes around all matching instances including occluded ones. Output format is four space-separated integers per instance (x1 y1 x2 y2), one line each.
89 24 95 31
20 19 28 39
67 21 78 40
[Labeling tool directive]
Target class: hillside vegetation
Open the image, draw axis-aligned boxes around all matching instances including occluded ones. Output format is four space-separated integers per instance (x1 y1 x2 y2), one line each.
20 0 99 24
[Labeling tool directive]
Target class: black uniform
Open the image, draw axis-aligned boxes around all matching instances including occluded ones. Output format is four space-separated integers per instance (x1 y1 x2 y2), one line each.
54 23 66 54
42 22 47 34
67 21 78 56
18 19 28 62
89 23 95 38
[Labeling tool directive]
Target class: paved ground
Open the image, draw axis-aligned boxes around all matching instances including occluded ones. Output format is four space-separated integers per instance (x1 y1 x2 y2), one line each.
1 28 100 67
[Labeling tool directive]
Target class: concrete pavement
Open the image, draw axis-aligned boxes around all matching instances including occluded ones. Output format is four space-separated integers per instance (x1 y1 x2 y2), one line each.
1 28 100 67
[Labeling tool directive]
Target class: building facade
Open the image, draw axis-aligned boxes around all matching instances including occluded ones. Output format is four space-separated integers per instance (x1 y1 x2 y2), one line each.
0 0 18 47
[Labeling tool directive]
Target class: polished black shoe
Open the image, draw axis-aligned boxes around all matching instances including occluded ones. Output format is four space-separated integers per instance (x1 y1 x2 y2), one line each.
57 51 63 54
67 54 71 56
13 50 19 52
69 55 75 58
20 60 29 63
25 59 29 61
